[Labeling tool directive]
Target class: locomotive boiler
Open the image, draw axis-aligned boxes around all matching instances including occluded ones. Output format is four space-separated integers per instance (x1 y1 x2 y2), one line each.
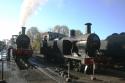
14 27 33 69
41 23 100 71
63 23 100 58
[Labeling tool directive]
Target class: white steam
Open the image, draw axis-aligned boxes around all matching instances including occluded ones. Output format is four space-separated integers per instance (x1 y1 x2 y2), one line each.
19 0 48 27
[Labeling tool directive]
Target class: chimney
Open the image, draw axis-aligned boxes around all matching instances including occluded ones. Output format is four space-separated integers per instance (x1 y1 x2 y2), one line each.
70 29 75 37
22 27 26 35
85 23 92 34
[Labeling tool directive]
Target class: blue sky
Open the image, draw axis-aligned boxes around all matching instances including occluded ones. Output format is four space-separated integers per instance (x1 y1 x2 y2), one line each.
0 0 125 40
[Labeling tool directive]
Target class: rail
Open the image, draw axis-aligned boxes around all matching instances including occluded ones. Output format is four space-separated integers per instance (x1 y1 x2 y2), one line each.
35 66 65 83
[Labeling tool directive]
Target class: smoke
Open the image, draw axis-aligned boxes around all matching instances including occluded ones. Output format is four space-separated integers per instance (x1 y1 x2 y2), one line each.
19 0 48 27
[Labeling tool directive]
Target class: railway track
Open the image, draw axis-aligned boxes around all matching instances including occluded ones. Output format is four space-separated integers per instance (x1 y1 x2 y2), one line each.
28 55 125 83
28 56 66 83
36 66 65 83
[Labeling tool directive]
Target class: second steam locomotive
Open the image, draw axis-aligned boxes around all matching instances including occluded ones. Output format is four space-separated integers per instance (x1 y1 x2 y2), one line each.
13 27 33 69
40 23 100 71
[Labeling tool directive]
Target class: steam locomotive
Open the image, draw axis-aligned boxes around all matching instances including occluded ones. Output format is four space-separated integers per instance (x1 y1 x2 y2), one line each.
40 23 100 71
100 33 125 67
13 27 33 69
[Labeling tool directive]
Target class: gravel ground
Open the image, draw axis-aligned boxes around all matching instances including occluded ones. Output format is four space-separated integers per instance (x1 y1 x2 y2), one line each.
0 60 57 83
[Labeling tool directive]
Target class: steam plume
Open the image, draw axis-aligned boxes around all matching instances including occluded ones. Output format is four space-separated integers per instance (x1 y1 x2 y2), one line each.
19 0 48 27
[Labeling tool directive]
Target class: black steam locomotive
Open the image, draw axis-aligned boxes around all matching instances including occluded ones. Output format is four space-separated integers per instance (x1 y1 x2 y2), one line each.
40 23 100 71
100 33 125 67
13 27 33 69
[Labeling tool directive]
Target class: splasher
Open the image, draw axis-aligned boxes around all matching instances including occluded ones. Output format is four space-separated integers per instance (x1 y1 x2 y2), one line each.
19 0 48 27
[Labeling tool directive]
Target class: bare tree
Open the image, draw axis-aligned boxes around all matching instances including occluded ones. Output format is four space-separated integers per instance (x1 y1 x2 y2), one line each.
53 25 69 36
27 27 41 53
0 41 6 51
27 27 39 43
75 30 83 37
